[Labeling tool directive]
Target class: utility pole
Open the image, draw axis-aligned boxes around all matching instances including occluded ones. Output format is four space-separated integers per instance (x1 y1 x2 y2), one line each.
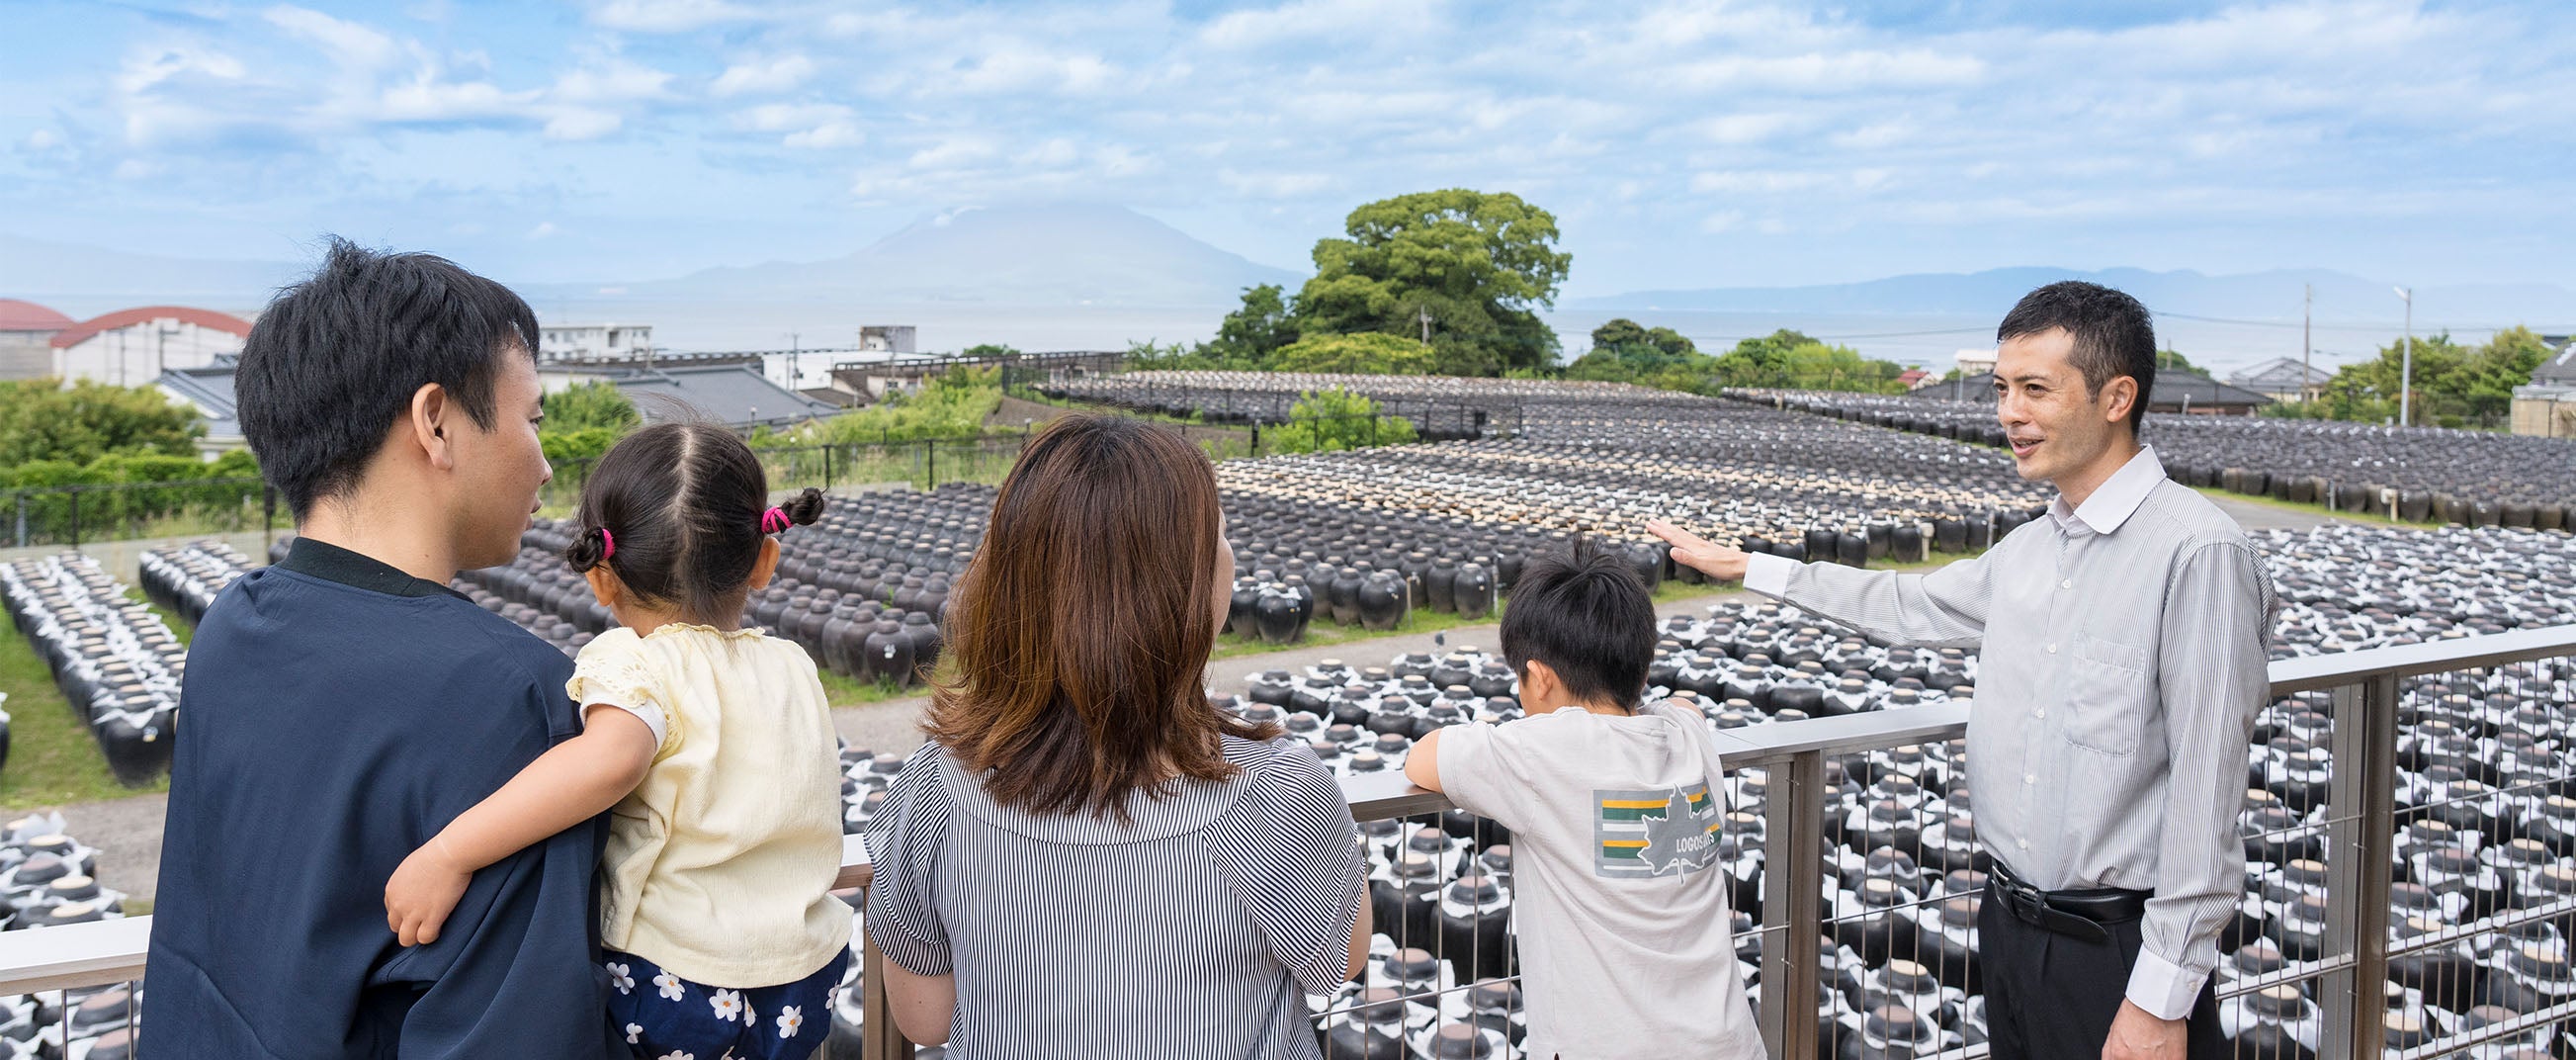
789 331 801 391
2394 287 2414 427
2301 284 2313 404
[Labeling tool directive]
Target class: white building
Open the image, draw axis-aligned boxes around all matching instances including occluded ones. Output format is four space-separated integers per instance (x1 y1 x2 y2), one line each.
1953 347 1998 377
2228 357 2334 401
0 299 73 381
539 322 654 363
858 325 916 355
49 307 254 387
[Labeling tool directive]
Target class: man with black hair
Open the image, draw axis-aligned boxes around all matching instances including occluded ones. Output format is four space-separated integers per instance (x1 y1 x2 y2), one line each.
1652 281 2275 1060
1405 538 1764 1060
145 239 618 1058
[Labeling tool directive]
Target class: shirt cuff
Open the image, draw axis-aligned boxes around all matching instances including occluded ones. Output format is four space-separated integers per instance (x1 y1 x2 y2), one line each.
1744 552 1795 598
2124 944 2206 1021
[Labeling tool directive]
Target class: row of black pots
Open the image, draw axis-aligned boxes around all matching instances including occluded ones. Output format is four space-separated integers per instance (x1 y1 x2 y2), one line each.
137 542 251 629
0 557 177 786
1762 389 2576 524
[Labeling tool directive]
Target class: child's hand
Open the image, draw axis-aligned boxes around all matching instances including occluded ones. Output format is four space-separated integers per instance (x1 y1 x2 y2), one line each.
385 839 472 947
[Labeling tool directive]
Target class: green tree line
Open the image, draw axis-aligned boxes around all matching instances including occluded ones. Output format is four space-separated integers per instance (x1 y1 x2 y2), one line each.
2265 325 2552 429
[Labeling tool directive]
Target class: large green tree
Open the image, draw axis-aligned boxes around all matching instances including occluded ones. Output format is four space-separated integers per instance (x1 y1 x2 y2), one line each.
1294 189 1571 377
1267 332 1438 376
0 379 204 468
2304 326 2553 426
1205 284 1302 365
541 381 640 434
1712 329 1907 393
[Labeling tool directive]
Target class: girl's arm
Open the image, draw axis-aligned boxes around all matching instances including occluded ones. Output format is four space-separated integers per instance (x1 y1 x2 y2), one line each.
385 705 658 946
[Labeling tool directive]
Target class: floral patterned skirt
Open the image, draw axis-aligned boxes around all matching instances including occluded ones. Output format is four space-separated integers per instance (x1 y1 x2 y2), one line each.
601 946 850 1060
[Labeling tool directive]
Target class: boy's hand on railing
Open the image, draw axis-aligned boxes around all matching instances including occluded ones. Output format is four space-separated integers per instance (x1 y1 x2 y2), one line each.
385 839 472 947
1646 519 1751 582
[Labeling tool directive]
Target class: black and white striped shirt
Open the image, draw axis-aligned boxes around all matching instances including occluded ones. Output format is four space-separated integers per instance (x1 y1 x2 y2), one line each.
866 735 1365 1059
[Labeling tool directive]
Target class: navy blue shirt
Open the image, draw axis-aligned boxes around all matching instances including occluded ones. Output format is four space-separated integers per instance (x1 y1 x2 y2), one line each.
144 539 616 1059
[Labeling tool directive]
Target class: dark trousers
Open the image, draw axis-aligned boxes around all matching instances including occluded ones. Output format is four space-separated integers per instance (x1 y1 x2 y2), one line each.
1978 887 2226 1060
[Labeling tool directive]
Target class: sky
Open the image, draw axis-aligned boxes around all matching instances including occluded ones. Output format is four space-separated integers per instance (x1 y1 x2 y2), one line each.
2 0 2572 298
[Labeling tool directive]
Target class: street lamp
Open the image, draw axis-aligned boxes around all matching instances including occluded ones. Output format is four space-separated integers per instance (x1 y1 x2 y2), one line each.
2393 287 2413 427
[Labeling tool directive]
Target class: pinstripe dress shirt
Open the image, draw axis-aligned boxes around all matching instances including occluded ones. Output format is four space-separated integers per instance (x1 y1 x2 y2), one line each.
1744 445 2277 1019
865 735 1366 1059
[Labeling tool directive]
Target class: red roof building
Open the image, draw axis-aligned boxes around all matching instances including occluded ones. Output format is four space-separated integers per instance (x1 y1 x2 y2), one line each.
47 306 256 387
0 299 74 334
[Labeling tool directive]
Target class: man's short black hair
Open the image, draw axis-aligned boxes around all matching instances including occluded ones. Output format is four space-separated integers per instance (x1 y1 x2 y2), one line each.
1997 281 2158 435
237 237 540 518
1501 537 1656 711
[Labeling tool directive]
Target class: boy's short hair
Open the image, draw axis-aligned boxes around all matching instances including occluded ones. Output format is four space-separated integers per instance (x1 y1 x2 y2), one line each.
1501 537 1657 711
235 236 540 518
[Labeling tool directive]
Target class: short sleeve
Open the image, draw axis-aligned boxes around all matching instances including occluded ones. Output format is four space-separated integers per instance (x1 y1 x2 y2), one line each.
863 745 954 977
565 633 674 757
1207 743 1365 997
1433 721 1544 833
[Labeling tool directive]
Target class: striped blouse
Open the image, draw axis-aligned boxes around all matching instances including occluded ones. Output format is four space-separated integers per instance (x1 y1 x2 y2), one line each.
865 735 1366 1059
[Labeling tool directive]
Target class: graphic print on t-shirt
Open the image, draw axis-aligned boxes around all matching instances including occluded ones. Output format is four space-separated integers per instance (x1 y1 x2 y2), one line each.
1593 784 1722 878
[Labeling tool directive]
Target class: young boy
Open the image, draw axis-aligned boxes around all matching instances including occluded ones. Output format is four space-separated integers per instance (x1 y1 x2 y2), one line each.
1406 538 1765 1060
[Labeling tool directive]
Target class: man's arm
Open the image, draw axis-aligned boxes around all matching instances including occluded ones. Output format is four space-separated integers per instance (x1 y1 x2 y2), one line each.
1650 519 1995 648
2127 542 2272 1022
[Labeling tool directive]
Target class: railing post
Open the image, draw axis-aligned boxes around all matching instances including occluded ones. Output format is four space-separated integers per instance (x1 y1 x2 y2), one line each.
2316 674 2398 1058
1758 750 1826 1060
823 444 834 492
67 486 79 552
860 932 912 1058
925 438 935 489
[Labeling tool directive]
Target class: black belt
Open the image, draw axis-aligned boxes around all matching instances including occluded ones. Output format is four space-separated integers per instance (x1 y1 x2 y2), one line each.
1987 858 2151 946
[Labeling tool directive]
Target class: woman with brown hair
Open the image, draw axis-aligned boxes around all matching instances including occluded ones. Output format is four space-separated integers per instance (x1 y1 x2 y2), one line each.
864 413 1370 1058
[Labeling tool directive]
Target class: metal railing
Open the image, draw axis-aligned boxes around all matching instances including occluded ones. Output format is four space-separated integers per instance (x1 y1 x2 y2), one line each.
3 624 2570 1058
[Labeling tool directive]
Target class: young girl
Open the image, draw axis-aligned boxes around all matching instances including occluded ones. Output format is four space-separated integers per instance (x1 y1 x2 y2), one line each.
385 422 851 1060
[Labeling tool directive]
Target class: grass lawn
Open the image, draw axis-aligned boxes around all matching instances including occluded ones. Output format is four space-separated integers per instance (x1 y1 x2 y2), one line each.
0 616 169 810
818 668 927 708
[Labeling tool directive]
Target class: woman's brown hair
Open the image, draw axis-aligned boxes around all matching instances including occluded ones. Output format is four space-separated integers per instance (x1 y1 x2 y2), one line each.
925 414 1278 820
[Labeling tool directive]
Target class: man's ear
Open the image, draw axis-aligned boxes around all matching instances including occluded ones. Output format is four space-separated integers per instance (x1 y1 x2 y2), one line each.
411 383 456 471
2099 376 2138 427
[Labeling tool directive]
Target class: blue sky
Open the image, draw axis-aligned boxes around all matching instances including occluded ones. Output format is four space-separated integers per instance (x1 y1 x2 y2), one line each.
2 0 2570 297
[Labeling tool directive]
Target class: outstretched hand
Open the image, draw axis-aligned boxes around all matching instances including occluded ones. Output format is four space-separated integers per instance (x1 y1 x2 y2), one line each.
1645 519 1753 582
385 839 472 947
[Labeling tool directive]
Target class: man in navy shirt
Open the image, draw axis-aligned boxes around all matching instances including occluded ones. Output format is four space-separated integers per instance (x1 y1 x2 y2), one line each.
145 239 617 1058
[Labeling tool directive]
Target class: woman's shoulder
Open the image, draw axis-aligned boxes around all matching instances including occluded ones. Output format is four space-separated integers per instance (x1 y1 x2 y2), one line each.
1223 734 1333 784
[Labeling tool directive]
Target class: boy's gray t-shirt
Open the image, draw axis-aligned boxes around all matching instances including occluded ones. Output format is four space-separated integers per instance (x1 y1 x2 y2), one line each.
1437 701 1765 1060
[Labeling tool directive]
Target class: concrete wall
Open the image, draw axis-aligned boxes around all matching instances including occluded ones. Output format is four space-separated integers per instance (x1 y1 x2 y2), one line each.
2515 395 2576 438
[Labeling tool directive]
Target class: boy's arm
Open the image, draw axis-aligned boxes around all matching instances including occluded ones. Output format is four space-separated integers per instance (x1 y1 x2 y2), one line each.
385 705 655 946
1403 727 1447 793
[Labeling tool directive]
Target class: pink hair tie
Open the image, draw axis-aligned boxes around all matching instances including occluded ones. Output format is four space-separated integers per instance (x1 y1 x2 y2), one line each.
760 506 791 535
598 528 616 560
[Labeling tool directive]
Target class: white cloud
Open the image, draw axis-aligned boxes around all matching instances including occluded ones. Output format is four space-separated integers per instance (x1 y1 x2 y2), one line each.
543 109 623 140
785 122 863 149
1199 0 1437 50
712 53 815 97
21 130 63 152
263 6 399 70
552 58 674 104
1695 113 1802 145
527 221 558 239
1221 169 1336 199
907 136 996 170
584 0 756 33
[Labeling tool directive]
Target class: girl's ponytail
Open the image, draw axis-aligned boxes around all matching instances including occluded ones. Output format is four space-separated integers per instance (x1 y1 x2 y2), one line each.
779 487 826 529
564 526 611 573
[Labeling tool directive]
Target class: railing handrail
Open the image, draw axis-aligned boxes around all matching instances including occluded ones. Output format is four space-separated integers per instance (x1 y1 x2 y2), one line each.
0 621 2568 1039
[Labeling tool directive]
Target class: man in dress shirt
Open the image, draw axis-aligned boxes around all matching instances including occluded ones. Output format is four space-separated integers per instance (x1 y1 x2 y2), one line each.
1650 281 2274 1060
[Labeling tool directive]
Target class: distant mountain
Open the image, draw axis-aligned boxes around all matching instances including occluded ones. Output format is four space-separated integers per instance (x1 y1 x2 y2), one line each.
611 204 1301 307
1578 267 2576 327
0 234 299 312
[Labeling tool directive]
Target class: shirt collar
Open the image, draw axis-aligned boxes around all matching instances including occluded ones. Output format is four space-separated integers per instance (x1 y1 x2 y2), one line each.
2046 445 2165 536
276 537 468 600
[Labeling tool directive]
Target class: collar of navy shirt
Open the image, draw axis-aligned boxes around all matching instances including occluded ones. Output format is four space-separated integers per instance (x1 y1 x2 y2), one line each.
276 536 471 600
1986 444 2168 941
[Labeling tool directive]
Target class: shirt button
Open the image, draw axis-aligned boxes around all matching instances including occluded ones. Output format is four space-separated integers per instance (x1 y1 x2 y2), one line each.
2061 578 2073 589
2024 773 2036 784
2033 709 2045 719
2018 839 2029 850
2046 643 2058 654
